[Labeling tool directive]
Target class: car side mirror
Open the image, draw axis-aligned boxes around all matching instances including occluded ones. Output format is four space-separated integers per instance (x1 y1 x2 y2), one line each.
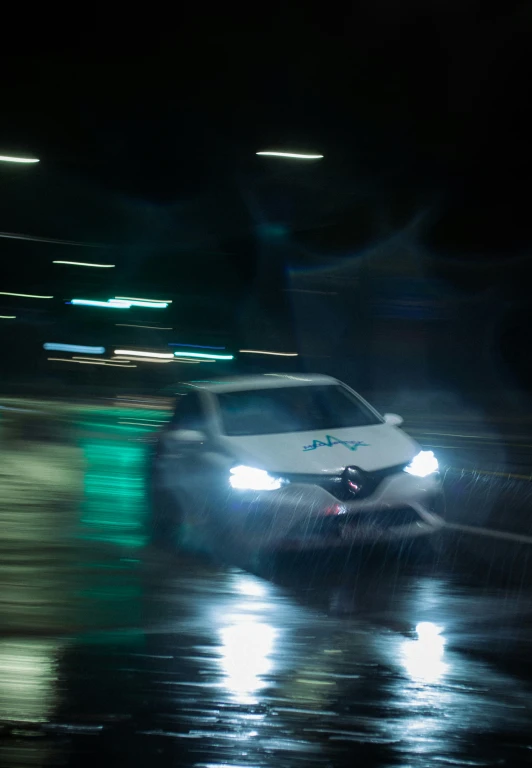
171 428 206 443
383 413 403 427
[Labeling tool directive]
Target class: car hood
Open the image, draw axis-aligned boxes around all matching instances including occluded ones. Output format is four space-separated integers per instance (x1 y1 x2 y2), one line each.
221 424 419 474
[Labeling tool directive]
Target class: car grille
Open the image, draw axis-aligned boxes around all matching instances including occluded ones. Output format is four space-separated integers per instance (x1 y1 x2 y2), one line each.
284 462 408 501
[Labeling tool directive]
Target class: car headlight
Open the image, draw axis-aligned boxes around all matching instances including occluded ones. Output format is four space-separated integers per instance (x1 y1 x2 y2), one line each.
404 450 439 478
229 465 287 491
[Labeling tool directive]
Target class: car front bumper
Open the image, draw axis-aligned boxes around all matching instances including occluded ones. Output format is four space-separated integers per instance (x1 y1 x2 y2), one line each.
224 470 445 551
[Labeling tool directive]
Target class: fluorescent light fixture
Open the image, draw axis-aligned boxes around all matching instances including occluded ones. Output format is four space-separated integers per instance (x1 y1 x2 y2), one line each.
169 343 226 350
71 299 130 309
239 349 298 357
0 292 52 299
114 296 171 304
256 151 323 159
53 261 115 268
114 349 174 359
172 351 234 360
0 315 16 319
44 344 105 354
0 155 40 163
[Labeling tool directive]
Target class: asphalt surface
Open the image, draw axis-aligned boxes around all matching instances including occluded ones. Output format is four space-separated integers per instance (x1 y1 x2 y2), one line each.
2 403 532 767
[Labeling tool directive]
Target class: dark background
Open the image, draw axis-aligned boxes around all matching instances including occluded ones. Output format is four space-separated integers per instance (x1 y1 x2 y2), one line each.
1 2 532 403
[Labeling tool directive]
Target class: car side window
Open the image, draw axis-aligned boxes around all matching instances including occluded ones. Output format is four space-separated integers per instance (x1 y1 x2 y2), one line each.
170 392 206 432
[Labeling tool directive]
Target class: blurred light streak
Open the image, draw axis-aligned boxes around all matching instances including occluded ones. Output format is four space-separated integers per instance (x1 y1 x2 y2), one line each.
71 299 129 309
115 296 171 304
72 356 114 362
0 154 39 163
256 151 323 159
116 357 198 364
283 288 338 295
120 417 166 424
43 343 105 354
111 299 168 309
0 315 16 319
53 260 115 268
120 358 173 364
116 324 173 329
0 639 62 723
0 292 53 299
0 231 106 247
172 358 202 363
119 419 162 426
169 343 226 349
172 351 234 360
239 349 298 356
47 358 136 367
114 349 173 359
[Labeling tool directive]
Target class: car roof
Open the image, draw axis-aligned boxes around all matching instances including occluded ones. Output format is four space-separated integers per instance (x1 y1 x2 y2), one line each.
183 374 340 393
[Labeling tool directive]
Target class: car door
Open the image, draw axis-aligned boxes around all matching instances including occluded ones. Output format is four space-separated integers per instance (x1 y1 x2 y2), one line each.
162 390 223 518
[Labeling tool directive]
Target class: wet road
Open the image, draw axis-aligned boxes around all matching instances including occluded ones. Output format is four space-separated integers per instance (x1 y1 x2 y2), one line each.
2 401 532 766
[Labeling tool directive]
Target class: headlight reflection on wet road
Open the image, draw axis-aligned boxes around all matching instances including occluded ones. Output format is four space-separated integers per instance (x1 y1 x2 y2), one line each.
218 620 277 705
217 573 278 705
401 622 448 685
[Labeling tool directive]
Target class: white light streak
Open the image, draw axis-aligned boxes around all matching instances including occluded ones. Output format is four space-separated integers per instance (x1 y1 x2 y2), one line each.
72 356 113 362
113 356 199 364
53 261 115 268
0 315 16 319
256 151 323 159
47 358 136 368
239 349 298 357
71 299 129 308
0 155 40 163
115 296 171 304
172 351 234 360
172 357 202 364
110 299 168 309
0 292 53 299
114 349 174 359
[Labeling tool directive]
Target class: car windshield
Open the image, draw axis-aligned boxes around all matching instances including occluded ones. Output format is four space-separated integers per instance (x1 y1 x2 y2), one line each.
216 384 382 436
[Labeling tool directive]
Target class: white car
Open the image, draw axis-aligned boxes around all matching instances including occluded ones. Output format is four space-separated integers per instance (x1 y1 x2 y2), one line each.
151 374 444 557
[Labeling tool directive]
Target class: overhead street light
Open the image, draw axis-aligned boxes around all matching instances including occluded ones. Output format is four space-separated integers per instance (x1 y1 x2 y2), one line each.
0 154 40 164
256 151 323 159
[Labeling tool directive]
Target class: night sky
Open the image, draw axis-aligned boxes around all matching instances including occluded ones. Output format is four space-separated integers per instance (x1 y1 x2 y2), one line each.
1 3 532 393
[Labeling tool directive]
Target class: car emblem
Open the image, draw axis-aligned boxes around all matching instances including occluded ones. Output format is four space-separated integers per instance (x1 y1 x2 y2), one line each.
342 466 365 497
